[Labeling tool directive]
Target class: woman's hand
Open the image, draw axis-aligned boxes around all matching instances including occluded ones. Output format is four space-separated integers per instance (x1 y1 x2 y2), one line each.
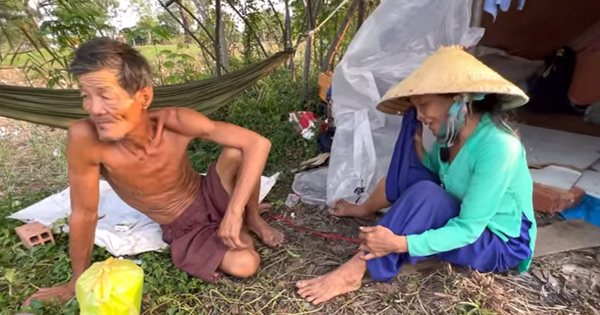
414 124 425 160
414 124 423 144
357 226 408 261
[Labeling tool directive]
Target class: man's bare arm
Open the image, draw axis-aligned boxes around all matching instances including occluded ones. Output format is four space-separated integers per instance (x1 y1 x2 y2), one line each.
157 108 271 248
23 121 101 306
66 121 101 283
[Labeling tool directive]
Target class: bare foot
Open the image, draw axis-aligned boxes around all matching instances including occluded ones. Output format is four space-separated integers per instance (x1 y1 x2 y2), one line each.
328 200 375 219
258 202 272 214
296 254 366 305
247 215 284 247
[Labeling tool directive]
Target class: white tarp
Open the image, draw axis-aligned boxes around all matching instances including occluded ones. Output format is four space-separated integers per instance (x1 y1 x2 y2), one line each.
326 0 484 206
8 173 279 257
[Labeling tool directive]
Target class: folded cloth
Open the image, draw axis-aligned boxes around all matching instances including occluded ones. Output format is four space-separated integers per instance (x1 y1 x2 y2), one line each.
385 106 440 204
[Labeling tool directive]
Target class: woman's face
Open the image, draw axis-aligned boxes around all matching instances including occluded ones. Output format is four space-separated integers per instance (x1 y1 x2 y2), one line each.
410 94 454 135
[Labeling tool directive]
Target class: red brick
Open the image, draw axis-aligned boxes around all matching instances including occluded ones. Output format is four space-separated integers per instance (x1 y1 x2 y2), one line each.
15 221 55 249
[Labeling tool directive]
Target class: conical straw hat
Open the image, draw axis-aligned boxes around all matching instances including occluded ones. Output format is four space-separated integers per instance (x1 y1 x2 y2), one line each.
376 46 529 115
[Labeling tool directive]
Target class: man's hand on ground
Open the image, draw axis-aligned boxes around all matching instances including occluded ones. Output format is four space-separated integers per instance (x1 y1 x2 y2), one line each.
23 282 75 307
219 212 246 249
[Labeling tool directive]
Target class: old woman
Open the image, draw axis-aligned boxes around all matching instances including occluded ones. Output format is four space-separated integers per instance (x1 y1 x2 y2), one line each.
297 46 537 305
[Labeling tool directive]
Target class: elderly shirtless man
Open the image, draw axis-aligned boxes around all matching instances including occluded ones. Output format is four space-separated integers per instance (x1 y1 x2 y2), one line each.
23 37 284 305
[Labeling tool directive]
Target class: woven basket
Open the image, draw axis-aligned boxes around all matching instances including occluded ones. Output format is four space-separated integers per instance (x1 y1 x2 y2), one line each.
530 163 586 214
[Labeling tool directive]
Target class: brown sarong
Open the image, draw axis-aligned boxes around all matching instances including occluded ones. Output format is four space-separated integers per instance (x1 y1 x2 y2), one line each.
160 163 230 282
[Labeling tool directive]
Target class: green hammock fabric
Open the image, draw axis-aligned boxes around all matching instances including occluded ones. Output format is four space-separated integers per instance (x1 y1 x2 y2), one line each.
0 50 293 129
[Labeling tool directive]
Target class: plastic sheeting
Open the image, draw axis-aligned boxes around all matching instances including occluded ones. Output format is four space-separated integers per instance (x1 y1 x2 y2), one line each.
291 167 328 206
8 173 279 257
326 0 484 206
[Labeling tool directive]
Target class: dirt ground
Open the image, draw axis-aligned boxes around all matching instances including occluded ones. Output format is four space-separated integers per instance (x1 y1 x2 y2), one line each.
219 204 600 315
2 69 600 315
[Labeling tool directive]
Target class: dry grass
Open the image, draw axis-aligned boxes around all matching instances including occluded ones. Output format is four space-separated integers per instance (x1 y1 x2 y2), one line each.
0 67 68 198
224 204 600 315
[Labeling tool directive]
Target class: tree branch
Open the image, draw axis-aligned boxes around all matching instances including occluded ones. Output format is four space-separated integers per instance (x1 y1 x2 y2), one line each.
175 0 215 43
265 0 285 36
214 0 223 76
158 0 228 73
223 0 268 58
321 0 359 72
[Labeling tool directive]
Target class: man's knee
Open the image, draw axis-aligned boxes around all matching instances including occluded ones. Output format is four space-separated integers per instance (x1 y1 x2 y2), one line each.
215 147 243 194
229 250 260 278
218 147 243 168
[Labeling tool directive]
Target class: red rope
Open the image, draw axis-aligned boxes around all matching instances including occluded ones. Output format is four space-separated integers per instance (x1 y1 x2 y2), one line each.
264 215 361 244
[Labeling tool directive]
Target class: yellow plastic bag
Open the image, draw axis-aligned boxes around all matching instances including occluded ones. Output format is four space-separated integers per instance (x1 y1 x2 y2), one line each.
76 257 144 315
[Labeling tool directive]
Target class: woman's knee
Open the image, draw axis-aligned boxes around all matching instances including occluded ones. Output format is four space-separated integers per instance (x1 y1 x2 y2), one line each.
379 180 458 229
402 180 455 206
405 180 443 194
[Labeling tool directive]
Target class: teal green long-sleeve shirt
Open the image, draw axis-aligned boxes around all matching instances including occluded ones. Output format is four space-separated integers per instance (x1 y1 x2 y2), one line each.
407 114 537 273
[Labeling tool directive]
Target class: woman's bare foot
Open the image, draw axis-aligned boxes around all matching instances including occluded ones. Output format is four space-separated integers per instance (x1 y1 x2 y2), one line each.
296 254 366 305
328 200 375 219
247 215 284 247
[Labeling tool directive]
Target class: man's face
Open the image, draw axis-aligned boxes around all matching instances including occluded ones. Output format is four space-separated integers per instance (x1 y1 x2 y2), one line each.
79 69 146 142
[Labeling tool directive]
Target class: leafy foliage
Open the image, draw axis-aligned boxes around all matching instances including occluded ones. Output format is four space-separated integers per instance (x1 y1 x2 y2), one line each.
39 0 118 50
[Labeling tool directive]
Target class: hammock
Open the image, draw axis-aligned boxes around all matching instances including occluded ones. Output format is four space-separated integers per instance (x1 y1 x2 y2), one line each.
0 50 293 129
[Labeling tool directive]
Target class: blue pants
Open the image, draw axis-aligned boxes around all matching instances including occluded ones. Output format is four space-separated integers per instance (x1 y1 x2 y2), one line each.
366 180 532 282
368 107 532 282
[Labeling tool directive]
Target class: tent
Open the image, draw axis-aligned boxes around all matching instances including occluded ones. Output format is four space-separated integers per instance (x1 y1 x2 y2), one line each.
296 0 600 207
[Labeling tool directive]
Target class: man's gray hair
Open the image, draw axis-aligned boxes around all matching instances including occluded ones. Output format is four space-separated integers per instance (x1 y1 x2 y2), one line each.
69 37 153 95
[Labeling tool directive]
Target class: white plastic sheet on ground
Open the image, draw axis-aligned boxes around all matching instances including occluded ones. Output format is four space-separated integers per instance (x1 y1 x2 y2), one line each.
326 0 484 206
8 173 279 257
291 167 328 206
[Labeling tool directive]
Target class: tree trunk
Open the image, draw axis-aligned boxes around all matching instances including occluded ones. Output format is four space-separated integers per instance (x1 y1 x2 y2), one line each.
320 0 359 72
357 0 365 31
218 11 229 71
284 0 295 81
303 0 314 101
214 0 223 76
178 5 191 44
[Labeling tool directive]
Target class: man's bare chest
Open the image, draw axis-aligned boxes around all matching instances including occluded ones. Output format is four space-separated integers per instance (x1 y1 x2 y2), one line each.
99 139 193 193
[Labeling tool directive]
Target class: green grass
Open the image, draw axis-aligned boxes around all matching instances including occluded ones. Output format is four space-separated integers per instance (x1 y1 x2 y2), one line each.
0 44 202 68
0 68 320 314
